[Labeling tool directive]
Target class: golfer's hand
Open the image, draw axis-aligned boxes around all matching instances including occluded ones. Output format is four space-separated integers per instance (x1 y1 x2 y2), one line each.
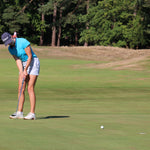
23 70 28 78
20 72 25 80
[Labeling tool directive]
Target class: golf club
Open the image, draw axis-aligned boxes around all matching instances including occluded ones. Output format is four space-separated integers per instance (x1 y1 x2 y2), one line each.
16 77 25 112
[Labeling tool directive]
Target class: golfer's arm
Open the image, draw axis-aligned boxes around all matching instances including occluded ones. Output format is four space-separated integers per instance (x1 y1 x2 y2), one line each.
24 45 32 71
13 55 23 73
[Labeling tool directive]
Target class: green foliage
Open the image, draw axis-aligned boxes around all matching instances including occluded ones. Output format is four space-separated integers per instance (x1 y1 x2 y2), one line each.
80 0 150 48
2 5 29 33
0 0 149 48
0 1 5 35
38 0 54 15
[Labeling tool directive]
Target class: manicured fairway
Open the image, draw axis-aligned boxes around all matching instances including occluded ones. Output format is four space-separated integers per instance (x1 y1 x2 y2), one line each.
0 48 150 150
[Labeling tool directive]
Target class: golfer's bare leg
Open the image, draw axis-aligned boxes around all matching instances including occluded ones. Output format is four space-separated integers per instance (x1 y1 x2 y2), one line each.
18 74 26 112
27 75 38 113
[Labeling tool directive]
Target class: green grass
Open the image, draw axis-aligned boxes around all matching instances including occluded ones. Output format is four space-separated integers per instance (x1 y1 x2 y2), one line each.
0 48 150 150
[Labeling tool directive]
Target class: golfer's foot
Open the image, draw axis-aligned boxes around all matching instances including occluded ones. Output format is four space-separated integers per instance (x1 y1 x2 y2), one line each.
9 111 23 119
24 112 36 120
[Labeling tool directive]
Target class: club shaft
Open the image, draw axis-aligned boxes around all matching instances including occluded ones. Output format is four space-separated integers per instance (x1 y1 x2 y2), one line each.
16 78 25 112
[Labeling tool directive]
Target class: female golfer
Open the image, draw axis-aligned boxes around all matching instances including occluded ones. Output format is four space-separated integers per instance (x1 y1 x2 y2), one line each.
1 32 40 120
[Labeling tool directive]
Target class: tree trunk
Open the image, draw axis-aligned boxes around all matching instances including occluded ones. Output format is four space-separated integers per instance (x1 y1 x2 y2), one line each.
57 7 62 46
75 27 78 46
84 23 89 46
40 0 45 46
84 0 89 46
51 2 57 47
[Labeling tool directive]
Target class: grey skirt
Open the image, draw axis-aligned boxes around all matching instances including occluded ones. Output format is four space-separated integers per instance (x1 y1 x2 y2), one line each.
22 57 40 75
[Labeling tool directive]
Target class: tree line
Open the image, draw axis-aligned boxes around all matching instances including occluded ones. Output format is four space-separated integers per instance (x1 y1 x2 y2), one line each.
0 0 150 49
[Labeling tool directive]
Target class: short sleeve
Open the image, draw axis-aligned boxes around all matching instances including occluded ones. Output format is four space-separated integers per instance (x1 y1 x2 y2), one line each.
22 39 30 49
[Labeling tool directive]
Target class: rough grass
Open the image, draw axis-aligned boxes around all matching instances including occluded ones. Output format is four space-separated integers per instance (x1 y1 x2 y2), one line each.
33 46 150 70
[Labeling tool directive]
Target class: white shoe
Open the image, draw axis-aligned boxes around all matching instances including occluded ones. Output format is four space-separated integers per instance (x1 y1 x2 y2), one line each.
24 112 36 120
9 111 23 119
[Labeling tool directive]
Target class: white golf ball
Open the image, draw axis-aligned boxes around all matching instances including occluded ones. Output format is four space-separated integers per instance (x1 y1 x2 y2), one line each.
100 125 104 129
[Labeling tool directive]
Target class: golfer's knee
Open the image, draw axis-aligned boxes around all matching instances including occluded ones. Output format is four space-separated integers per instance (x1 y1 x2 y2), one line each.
27 86 34 93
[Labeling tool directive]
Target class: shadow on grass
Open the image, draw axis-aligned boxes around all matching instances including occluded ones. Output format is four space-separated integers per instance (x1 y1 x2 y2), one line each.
37 116 70 119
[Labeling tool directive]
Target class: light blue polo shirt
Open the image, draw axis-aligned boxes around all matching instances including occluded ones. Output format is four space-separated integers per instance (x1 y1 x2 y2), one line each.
8 38 37 62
